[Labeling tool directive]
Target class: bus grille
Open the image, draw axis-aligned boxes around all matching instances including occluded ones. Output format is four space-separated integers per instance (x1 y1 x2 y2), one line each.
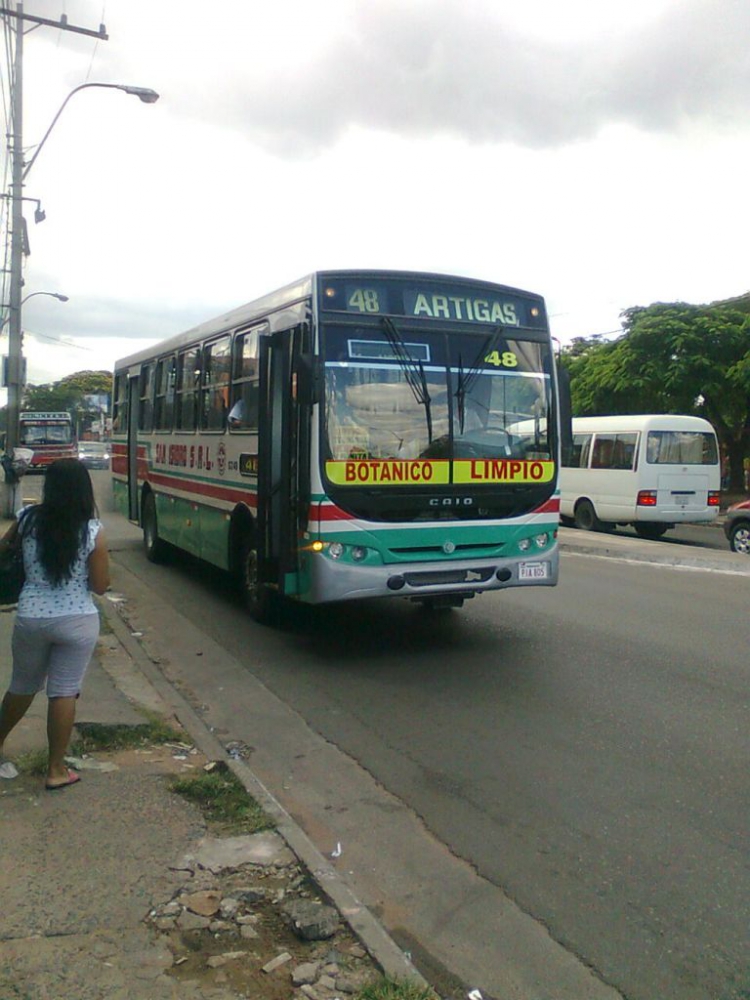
402 567 495 587
389 542 502 556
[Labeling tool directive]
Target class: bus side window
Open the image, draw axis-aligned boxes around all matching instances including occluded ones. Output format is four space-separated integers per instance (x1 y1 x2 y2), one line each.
112 374 128 432
139 364 155 432
592 433 637 470
591 434 615 469
154 356 176 431
176 348 201 431
201 337 232 431
566 433 592 468
615 433 637 470
229 325 264 430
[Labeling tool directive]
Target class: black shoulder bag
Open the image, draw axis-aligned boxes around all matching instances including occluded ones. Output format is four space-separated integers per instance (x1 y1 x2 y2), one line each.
0 511 27 606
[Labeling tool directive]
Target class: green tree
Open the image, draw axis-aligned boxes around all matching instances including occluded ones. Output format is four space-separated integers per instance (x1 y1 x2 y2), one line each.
19 370 113 441
22 370 111 412
57 370 112 396
560 303 750 490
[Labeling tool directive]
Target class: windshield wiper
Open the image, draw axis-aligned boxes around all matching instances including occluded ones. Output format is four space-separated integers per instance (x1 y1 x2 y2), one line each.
382 316 433 444
455 325 504 432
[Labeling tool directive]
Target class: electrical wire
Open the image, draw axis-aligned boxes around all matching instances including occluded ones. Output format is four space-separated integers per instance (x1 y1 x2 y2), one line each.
24 329 96 352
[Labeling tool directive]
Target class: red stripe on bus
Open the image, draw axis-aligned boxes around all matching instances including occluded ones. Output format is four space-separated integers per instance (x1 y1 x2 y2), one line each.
147 472 258 507
533 497 560 514
311 504 355 522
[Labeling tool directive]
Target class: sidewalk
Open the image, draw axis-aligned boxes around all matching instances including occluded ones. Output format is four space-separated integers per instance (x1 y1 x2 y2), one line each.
1 487 747 1000
0 598 420 1000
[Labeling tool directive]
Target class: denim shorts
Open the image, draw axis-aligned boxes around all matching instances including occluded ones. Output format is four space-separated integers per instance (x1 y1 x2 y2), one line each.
10 614 100 698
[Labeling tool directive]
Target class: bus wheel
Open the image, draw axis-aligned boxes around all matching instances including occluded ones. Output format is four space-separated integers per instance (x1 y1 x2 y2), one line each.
142 493 166 563
635 523 669 540
574 499 603 532
240 539 277 624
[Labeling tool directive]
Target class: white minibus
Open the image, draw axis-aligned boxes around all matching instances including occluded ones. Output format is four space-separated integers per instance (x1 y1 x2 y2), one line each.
560 414 721 538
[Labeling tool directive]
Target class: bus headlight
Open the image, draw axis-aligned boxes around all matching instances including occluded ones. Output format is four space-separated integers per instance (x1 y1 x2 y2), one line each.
518 537 532 552
351 546 367 562
328 542 345 560
534 532 550 548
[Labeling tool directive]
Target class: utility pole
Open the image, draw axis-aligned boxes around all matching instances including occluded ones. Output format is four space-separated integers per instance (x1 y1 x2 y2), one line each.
1 4 107 514
5 2 24 457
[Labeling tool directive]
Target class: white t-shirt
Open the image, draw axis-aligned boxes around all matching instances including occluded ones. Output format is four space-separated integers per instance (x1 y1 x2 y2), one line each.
16 510 102 618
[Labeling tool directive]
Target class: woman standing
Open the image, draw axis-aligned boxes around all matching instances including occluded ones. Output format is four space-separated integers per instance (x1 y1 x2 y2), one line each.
0 459 109 788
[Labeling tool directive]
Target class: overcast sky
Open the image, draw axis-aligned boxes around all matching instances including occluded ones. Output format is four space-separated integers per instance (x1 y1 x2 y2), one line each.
1 0 748 396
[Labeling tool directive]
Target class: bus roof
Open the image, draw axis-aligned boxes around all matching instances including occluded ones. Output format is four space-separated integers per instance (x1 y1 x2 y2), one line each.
114 269 546 372
570 414 716 433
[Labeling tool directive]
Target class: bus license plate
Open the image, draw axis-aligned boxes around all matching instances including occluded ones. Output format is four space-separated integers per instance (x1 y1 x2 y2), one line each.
519 561 549 580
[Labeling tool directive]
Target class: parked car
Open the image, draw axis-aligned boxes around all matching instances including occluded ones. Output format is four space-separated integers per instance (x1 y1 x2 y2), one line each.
78 441 111 469
723 498 750 554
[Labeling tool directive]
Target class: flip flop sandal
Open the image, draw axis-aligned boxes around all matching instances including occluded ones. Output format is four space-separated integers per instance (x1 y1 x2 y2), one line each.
45 769 81 791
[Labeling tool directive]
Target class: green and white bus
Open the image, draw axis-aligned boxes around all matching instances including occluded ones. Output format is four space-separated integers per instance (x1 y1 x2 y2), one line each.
112 270 568 620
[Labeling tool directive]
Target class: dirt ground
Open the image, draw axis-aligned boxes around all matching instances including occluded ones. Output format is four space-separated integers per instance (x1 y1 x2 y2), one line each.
1 740 386 1000
116 744 383 999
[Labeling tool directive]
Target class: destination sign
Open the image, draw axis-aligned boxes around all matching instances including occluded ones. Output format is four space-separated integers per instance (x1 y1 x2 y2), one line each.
319 276 546 329
325 459 555 486
403 291 519 326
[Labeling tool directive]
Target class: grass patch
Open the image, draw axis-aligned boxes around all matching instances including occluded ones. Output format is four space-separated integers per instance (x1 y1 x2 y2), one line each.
14 714 185 774
354 978 438 1000
73 713 185 753
171 766 274 835
14 748 49 777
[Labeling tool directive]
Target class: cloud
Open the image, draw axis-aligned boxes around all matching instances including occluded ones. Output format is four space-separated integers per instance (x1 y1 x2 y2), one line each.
27 0 750 157
173 0 750 155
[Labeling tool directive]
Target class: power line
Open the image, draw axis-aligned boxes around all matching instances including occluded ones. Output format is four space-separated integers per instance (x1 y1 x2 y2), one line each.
24 328 96 352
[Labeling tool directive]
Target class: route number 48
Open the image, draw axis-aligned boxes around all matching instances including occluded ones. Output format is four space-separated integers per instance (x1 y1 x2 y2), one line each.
484 350 518 368
348 289 381 313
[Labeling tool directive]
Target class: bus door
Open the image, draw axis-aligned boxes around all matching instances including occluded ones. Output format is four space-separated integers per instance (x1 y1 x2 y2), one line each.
126 374 141 521
257 325 311 597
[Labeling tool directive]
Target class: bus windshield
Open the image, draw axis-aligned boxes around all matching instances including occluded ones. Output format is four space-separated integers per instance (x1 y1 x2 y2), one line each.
323 323 553 468
20 421 73 445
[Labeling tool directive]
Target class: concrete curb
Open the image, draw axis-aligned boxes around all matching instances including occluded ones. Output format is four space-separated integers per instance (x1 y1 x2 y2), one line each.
98 595 429 989
558 532 750 576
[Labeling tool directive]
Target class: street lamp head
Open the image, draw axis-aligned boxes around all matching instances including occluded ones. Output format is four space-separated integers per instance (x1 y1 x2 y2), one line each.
53 293 69 302
119 86 160 104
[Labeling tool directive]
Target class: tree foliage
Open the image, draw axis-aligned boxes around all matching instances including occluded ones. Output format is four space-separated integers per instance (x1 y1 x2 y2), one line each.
559 300 750 490
22 370 111 415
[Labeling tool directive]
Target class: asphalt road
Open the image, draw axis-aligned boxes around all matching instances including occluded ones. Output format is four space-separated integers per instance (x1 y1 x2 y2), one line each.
95 473 749 1000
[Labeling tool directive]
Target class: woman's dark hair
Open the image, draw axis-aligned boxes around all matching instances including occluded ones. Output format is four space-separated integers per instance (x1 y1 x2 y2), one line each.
25 459 98 584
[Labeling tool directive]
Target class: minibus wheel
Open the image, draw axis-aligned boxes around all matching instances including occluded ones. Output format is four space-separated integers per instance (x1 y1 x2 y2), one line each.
142 493 166 563
574 499 603 532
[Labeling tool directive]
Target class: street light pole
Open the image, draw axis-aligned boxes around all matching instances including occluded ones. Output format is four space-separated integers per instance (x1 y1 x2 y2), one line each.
1 1 122 516
1 8 158 459
22 83 160 180
1 291 69 333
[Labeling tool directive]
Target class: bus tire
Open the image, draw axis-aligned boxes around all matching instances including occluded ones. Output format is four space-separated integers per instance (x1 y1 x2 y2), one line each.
635 522 669 540
574 499 603 532
142 492 167 563
239 538 278 625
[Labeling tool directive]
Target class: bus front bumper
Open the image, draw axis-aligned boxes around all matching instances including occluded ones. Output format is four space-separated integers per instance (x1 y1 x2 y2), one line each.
301 547 560 604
